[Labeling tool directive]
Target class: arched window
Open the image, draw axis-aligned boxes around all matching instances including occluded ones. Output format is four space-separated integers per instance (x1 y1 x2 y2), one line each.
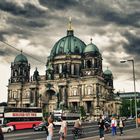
71 64 74 75
86 60 92 68
74 64 79 75
15 70 18 76
59 64 62 73
55 65 59 73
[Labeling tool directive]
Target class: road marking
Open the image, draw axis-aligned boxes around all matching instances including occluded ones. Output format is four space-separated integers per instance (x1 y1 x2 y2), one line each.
6 136 30 140
4 131 45 138
80 127 137 140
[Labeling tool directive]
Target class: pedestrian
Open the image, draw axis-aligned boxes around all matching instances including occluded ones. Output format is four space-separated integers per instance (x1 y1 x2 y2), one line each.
59 117 67 140
104 117 111 132
46 117 54 140
0 126 4 140
73 119 82 138
98 115 105 140
111 117 117 136
118 117 124 135
74 119 81 131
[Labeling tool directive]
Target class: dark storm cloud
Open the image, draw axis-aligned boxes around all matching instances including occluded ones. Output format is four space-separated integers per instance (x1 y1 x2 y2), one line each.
0 1 46 17
39 0 79 10
99 11 140 27
0 31 7 41
39 0 140 29
7 17 47 28
0 42 18 59
0 50 6 56
123 31 140 56
81 1 140 28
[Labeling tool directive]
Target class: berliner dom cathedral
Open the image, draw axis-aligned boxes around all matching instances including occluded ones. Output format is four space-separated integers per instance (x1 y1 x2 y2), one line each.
7 20 120 118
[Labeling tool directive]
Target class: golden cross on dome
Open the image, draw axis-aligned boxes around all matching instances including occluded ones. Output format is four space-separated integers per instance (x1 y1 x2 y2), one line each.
68 17 72 30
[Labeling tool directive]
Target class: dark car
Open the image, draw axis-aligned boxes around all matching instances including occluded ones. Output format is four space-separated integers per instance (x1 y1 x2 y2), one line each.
0 126 4 140
33 122 48 131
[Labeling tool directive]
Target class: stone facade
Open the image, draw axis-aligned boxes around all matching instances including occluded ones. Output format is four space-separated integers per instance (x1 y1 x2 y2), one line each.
7 23 120 117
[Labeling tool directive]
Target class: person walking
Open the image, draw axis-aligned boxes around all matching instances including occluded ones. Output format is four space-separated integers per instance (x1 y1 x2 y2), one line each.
46 117 54 140
118 117 124 135
59 117 67 140
98 115 105 140
74 119 81 131
111 117 117 136
73 119 82 138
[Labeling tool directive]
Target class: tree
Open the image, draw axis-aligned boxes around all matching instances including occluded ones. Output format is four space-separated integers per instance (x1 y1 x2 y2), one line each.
120 99 130 117
79 106 86 118
120 99 136 117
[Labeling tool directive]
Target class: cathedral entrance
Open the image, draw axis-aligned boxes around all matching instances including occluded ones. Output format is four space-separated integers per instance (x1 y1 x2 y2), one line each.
86 101 92 114
46 89 55 100
72 102 79 111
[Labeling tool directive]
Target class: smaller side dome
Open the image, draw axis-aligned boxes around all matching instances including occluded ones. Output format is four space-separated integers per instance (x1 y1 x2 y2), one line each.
14 52 28 63
84 38 100 54
104 68 112 75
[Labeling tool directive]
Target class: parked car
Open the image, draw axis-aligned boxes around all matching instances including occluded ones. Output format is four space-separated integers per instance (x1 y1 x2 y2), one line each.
1 124 14 133
33 122 48 131
121 117 127 121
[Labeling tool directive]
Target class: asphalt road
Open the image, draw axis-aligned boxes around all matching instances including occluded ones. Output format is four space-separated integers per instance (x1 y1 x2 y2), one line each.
4 120 136 140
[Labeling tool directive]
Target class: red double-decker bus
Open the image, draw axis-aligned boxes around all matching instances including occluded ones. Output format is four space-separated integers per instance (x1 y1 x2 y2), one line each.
0 106 43 130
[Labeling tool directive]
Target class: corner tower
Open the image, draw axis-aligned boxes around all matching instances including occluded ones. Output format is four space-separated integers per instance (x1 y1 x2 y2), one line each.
10 51 30 83
82 38 103 76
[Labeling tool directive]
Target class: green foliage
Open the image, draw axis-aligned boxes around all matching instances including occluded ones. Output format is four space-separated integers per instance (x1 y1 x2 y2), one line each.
43 112 49 118
120 99 136 117
79 106 86 118
120 99 129 117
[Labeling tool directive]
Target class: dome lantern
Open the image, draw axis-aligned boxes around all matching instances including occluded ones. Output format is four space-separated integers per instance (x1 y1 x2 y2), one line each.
67 17 74 36
84 39 100 54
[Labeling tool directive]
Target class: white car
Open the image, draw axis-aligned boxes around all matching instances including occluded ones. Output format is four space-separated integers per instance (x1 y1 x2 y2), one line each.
1 125 14 133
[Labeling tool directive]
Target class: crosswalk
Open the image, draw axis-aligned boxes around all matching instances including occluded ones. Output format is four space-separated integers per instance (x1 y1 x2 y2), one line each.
4 120 135 140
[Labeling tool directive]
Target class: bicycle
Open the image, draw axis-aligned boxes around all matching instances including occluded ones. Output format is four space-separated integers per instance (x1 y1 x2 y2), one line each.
72 127 84 140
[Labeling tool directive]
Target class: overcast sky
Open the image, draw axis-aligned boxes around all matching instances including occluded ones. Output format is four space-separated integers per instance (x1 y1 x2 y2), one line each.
0 0 140 102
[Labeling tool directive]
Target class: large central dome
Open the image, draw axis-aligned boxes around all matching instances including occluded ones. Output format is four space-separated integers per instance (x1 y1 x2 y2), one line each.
50 25 86 57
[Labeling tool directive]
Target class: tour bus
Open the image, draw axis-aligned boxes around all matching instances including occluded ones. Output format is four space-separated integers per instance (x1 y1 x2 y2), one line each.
53 109 80 126
0 106 43 130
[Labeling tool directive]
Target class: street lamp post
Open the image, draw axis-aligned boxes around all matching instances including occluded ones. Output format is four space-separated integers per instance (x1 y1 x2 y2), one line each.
120 59 138 128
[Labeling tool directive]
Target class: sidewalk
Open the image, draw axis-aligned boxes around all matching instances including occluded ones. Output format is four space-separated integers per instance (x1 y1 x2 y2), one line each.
81 128 140 140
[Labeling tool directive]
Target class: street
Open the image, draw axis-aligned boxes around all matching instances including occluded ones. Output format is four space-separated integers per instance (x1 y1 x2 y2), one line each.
4 120 136 140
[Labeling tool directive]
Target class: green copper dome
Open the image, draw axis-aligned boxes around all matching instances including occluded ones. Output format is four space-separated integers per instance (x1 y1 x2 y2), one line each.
14 53 28 63
50 30 86 57
104 69 112 75
84 42 99 53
